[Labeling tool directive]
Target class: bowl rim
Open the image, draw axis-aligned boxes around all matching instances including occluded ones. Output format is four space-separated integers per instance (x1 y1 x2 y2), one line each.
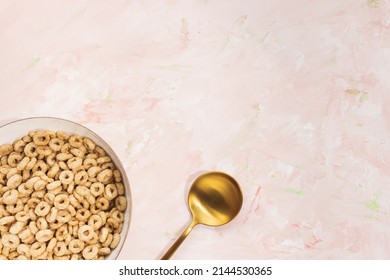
0 116 132 260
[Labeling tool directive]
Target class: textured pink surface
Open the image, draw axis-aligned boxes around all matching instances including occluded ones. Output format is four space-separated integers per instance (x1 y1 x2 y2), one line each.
1 0 390 259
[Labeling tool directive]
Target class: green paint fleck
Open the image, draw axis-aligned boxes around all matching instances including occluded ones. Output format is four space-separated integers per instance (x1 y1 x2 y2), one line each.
364 198 379 212
284 188 304 196
367 0 380 8
170 84 177 91
359 93 368 103
34 56 41 64
356 183 364 189
25 56 41 70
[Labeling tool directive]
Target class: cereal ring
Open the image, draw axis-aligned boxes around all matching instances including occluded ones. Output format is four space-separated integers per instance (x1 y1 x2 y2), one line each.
68 239 85 254
56 153 73 161
101 162 114 170
31 189 45 198
66 182 75 194
111 209 125 223
98 212 107 226
56 210 71 224
107 218 119 229
75 186 90 197
54 194 70 210
90 182 104 197
97 156 111 164
55 224 68 241
33 179 46 191
97 169 113 184
18 183 32 197
27 209 37 222
16 157 30 171
87 166 101 178
49 220 64 230
46 207 58 223
0 216 15 225
24 157 37 171
82 245 98 260
36 229 54 243
78 225 94 242
0 156 8 166
89 204 99 215
2 189 18 205
6 198 24 214
113 170 122 183
60 143 71 154
102 233 113 247
17 243 30 257
5 167 18 179
15 210 30 222
21 169 30 182
68 195 81 209
94 146 106 157
48 138 64 152
70 148 84 158
47 163 60 179
7 174 22 189
9 221 25 235
69 135 83 148
115 196 127 212
43 192 55 205
46 180 61 191
98 247 111 256
47 237 57 252
7 152 22 167
104 184 118 200
110 233 121 249
34 250 48 260
98 227 109 243
36 145 52 156
76 209 91 222
114 222 124 234
32 160 48 173
56 131 70 140
30 242 46 257
32 131 50 146
96 197 109 210
36 217 48 230
67 157 82 170
28 221 39 235
0 144 13 156
59 170 74 185
83 138 96 151
83 158 97 169
116 183 125 196
46 154 56 167
1 233 20 248
25 177 39 189
74 171 88 185
24 142 38 157
88 215 103 230
66 204 76 216
85 194 95 205
12 140 25 154
34 201 51 216
85 232 98 245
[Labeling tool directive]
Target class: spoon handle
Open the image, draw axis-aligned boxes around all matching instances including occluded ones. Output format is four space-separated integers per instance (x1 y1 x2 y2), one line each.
161 219 197 260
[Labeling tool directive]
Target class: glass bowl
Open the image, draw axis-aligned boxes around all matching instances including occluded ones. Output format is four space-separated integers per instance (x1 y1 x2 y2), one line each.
0 117 131 260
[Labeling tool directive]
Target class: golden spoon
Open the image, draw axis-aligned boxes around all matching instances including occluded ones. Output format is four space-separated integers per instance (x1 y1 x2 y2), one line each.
161 171 243 260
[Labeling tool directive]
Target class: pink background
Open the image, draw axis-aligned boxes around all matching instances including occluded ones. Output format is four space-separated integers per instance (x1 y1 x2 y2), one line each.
1 0 390 259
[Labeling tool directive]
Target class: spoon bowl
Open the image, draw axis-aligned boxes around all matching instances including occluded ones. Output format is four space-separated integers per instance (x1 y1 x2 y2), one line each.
161 171 243 259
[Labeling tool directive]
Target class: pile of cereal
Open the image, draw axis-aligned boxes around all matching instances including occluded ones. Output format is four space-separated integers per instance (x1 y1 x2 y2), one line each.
0 130 127 260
